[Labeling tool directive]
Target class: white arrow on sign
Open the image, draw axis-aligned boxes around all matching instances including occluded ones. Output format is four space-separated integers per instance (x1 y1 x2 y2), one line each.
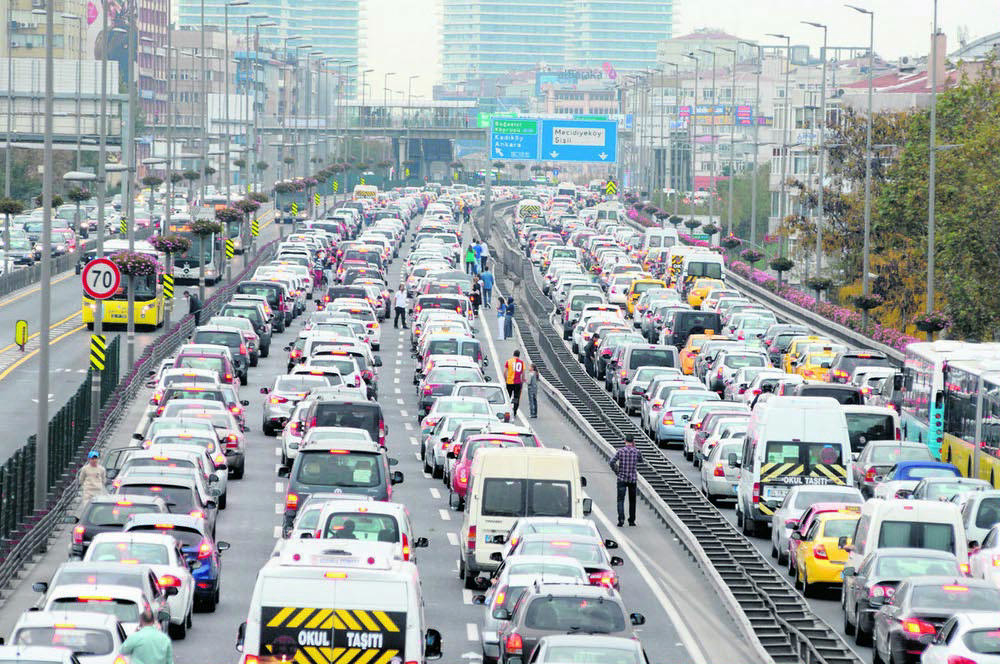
494 147 504 157
549 151 559 158
599 152 608 160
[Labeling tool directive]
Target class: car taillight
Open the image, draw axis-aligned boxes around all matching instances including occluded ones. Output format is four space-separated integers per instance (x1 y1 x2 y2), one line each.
588 570 616 587
239 344 248 355
225 434 239 449
379 420 386 446
865 467 878 482
285 493 299 511
902 618 936 636
290 349 302 359
896 427 902 441
457 466 469 487
402 533 410 561
946 657 977 664
270 396 289 404
230 405 243 415
422 386 433 395
225 373 233 383
752 482 760 504
713 464 725 477
961 563 971 575
198 539 213 558
812 544 828 560
662 411 675 425
73 526 85 544
159 574 181 587
362 369 374 381
151 391 163 404
467 525 476 551
869 584 895 599
505 633 523 655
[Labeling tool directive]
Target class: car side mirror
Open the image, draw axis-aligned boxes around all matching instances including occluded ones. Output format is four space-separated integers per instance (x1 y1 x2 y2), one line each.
842 566 855 577
969 540 981 551
217 541 231 552
424 628 443 659
391 471 404 485
582 497 593 516
236 621 246 652
277 466 290 478
485 375 492 382
32 581 48 593
491 607 511 621
388 457 399 466
610 556 624 567
132 432 144 441
283 345 291 352
630 612 646 626
205 500 218 510
604 538 618 549
165 586 179 597
837 535 849 550
240 400 250 406
869 594 886 607
490 552 503 562
895 489 913 499
414 536 428 548
300 532 313 539
208 487 222 498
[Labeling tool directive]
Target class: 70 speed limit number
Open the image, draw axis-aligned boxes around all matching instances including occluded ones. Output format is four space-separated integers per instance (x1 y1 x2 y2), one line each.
81 257 122 300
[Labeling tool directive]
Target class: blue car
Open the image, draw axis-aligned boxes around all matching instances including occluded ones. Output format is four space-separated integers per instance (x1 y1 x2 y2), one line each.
123 512 230 612
875 460 961 499
653 390 719 448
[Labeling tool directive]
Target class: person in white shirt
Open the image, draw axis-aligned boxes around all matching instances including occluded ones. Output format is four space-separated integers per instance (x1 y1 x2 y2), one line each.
393 285 409 329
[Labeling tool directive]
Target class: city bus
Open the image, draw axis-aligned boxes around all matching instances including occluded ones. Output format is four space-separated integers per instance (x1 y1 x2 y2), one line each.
82 239 166 328
900 341 1000 457
940 358 1000 485
168 215 221 285
203 194 246 254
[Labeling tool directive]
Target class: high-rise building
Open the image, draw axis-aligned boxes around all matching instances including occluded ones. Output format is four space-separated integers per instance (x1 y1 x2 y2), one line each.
441 0 569 84
568 0 673 71
1 0 86 61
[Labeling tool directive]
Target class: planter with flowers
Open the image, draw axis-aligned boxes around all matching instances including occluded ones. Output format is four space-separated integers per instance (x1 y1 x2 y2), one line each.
912 311 952 337
740 248 764 266
720 234 742 250
769 256 794 284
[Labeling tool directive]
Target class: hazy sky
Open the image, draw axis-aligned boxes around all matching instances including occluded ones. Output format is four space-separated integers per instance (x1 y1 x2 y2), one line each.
365 0 998 98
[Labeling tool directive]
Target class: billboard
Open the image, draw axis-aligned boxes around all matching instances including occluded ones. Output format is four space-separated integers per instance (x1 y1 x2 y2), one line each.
86 0 134 82
535 68 617 95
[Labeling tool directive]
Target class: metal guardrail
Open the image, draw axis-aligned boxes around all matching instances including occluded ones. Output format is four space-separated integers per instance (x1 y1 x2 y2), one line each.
482 202 863 664
0 237 278 601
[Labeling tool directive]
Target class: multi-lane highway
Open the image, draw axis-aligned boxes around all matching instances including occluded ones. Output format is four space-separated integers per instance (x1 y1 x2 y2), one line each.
0 208 759 664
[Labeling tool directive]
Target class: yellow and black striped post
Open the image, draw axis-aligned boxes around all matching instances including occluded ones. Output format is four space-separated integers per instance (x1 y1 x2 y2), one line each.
90 334 107 371
290 202 299 216
119 217 127 235
313 192 320 206
251 219 260 237
225 239 235 259
163 274 174 299
333 180 339 193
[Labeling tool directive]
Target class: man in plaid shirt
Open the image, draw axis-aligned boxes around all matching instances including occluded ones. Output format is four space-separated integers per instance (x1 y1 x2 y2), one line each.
610 434 642 527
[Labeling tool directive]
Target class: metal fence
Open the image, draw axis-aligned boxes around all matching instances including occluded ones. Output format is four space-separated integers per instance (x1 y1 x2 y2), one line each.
0 238 278 595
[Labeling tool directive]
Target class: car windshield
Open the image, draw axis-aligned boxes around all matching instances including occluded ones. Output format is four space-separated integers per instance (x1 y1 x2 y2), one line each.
50 597 140 624
724 355 766 368
426 367 481 384
15 626 114 656
667 391 717 408
192 331 238 347
524 596 626 633
128 525 203 547
878 521 956 553
322 513 399 542
520 540 605 565
275 376 329 393
964 629 1000 655
88 541 170 564
437 400 491 415
544 645 640 664
821 518 859 539
84 502 162 527
628 349 674 370
874 555 958 578
870 446 933 464
118 485 195 513
482 479 572 518
295 451 382 488
508 561 583 578
923 482 982 500
911 585 1000 611
175 356 224 373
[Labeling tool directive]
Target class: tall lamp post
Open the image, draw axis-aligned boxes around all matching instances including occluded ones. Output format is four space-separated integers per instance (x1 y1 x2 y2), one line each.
383 72 396 130
662 62 680 216
926 0 939 332
767 33 792 258
279 35 302 180
223 0 250 209
697 49 717 227
292 43 314 178
803 20 829 277
740 40 763 246
61 13 84 169
360 68 374 164
64 171 97 419
847 4 875 325
718 46 736 236
681 53 699 223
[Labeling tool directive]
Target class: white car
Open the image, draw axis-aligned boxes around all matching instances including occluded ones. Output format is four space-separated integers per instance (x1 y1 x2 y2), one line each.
8 611 127 663
82 532 195 638
280 401 310 467
922 612 1000 664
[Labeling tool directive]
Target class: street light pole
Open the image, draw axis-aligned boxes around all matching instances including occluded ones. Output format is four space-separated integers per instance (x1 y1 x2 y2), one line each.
803 21 828 278
34 0 55 508
126 0 138 368
742 41 763 247
682 53 699 223
718 46 736 237
91 4 110 422
698 49 716 227
63 13 83 170
4 0 12 198
360 68 374 165
926 0 939 332
848 4 875 326
767 33 792 259
200 0 208 207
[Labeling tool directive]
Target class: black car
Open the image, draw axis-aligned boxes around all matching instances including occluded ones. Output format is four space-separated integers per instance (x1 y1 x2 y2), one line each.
661 310 722 349
67 494 169 558
790 383 864 405
300 397 387 447
872 576 1000 664
235 281 288 332
762 324 810 366
829 350 894 384
841 548 962 646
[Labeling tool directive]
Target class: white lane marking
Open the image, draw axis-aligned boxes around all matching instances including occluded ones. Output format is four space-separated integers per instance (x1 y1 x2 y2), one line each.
275 481 285 493
409 436 418 446
414 452 422 462
462 590 476 605
396 398 405 405
274 504 282 514
273 526 282 539
423 472 431 480
394 377 400 384
439 509 451 521
274 447 281 457
447 532 459 546
466 623 479 642
404 423 414 431
589 501 710 664
394 388 401 394
400 409 409 417
430 488 441 499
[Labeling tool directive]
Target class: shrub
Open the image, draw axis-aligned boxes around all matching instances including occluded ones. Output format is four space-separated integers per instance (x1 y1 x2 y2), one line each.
147 234 191 255
740 248 764 264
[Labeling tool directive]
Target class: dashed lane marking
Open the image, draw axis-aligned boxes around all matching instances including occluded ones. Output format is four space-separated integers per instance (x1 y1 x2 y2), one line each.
439 509 451 521
466 623 479 642
447 532 459 546
430 488 441 499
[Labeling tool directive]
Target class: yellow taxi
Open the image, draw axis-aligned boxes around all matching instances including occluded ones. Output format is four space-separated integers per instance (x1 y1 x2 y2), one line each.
626 278 668 317
793 509 859 597
796 350 837 381
687 278 726 309
679 333 729 375
782 335 831 373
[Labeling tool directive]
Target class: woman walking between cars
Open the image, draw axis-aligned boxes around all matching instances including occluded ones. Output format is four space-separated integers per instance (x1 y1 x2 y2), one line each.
470 277 482 315
526 363 539 418
503 298 515 340
496 297 507 337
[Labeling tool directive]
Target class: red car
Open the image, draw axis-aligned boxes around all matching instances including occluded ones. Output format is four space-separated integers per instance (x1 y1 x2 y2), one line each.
447 434 523 509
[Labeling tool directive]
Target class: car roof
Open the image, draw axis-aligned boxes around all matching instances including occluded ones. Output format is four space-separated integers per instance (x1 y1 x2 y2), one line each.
13 610 122 629
125 512 207 531
537 634 639 648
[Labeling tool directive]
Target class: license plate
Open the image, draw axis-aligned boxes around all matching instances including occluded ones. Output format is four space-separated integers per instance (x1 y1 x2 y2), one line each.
764 486 788 501
110 313 126 319
483 534 502 544
318 556 359 566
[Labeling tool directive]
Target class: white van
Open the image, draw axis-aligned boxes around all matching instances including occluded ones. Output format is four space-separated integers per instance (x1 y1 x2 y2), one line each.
841 405 901 456
733 397 853 536
238 540 442 664
642 228 679 254
459 448 591 587
516 199 543 221
680 251 724 291
845 498 969 572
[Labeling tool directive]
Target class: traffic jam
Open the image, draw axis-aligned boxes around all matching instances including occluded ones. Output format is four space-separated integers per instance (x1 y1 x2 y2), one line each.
512 184 1000 664
0 183 664 664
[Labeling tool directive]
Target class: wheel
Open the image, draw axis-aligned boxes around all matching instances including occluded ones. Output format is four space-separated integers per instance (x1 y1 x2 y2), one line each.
262 422 275 437
626 407 635 416
684 447 692 461
240 373 248 386
855 606 872 646
186 610 193 628
432 458 443 479
736 506 744 530
168 618 187 639
801 569 815 597
250 355 258 367
423 450 433 475
261 345 270 358
280 450 289 468
770 539 778 559
231 460 245 480
872 639 884 664
218 491 227 510
463 567 480 590
794 565 803 590
787 552 796 577
776 546 787 566
843 597 855 636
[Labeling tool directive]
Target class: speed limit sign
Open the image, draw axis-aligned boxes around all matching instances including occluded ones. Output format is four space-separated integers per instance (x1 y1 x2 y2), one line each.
81 257 122 300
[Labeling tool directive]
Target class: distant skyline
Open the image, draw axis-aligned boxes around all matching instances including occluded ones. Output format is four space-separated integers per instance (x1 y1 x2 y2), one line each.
364 0 997 99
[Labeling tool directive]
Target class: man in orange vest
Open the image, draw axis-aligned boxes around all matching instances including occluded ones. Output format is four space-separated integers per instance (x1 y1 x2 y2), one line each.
504 350 526 417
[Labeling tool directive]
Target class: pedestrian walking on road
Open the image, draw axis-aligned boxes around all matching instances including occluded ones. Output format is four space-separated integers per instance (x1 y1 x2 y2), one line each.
120 608 174 664
584 333 599 377
480 267 494 308
504 350 526 417
78 450 106 503
496 297 507 337
503 298 515 340
480 241 491 271
393 284 409 329
184 290 202 326
464 244 476 275
473 240 484 273
470 277 482 315
610 434 642 527
526 363 539 418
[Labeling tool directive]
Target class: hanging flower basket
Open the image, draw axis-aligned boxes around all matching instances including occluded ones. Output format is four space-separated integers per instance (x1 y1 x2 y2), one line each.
234 199 261 215
740 249 764 264
148 234 191 256
683 219 700 231
303 178 318 188
215 206 244 226
769 257 794 273
851 293 885 311
804 276 833 292
274 182 296 195
701 223 719 237
721 235 742 249
668 215 683 228
110 250 161 277
248 191 269 203
912 311 952 333
191 218 223 236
